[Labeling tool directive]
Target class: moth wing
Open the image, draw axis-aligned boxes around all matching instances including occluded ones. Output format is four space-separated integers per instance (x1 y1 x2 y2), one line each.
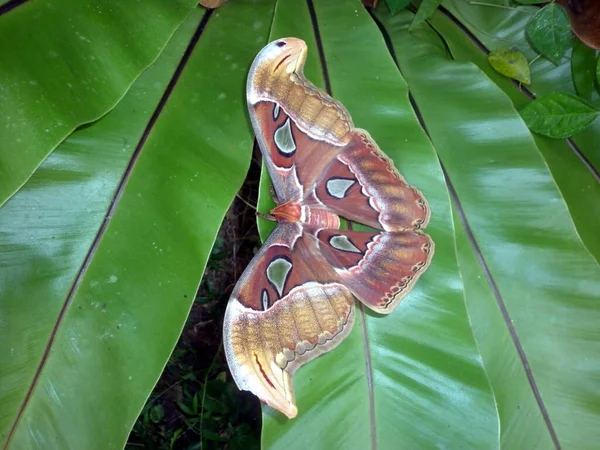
310 130 430 231
311 227 434 314
223 223 355 418
249 100 346 203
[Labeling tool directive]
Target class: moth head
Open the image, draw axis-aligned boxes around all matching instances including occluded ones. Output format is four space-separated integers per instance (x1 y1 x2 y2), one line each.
261 38 306 75
247 38 307 104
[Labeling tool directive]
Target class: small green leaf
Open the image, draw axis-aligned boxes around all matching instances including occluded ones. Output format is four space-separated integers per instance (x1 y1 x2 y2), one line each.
216 371 227 382
571 38 597 100
488 47 531 84
177 401 195 416
192 391 199 414
148 404 164 424
385 0 411 15
520 92 599 138
169 429 183 450
515 0 544 4
409 0 442 30
202 430 229 442
202 396 229 414
526 4 572 64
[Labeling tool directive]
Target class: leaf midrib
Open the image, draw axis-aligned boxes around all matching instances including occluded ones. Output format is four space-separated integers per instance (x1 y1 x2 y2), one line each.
2 8 213 448
306 0 377 447
375 6 563 448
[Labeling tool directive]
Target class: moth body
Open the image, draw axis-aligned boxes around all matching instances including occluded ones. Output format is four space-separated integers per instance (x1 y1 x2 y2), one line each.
271 200 341 229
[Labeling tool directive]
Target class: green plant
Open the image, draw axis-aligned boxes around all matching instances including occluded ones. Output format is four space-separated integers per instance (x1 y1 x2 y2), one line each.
392 0 600 139
1 0 599 449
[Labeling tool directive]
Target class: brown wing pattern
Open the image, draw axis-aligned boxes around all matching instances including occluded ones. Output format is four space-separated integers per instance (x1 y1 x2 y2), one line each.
312 130 431 231
226 37 435 419
224 223 355 418
312 228 434 313
250 101 343 203
252 96 430 231
250 73 429 230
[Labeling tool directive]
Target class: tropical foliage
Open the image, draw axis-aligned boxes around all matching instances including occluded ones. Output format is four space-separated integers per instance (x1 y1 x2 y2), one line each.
0 0 598 449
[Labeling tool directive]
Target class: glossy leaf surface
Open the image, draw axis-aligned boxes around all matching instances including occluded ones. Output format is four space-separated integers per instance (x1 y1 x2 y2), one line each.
0 0 198 207
0 2 275 448
379 7 600 447
260 0 496 448
571 37 597 100
426 9 600 268
442 0 600 201
526 3 572 64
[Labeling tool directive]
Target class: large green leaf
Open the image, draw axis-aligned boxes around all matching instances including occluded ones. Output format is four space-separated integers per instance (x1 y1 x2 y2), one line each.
424 10 600 262
0 2 275 447
442 0 600 175
0 0 197 206
261 1 496 448
3 0 600 448
378 7 600 447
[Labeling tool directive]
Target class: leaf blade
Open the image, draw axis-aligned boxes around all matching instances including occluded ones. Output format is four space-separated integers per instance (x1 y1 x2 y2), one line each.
409 0 442 30
442 0 600 194
0 2 276 447
427 8 600 278
488 47 531 84
0 0 198 207
382 8 600 447
525 3 572 64
571 37 597 100
519 92 599 138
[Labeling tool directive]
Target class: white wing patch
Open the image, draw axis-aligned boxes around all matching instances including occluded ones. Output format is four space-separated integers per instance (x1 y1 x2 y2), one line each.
329 235 362 253
326 178 355 199
266 257 293 297
274 118 296 155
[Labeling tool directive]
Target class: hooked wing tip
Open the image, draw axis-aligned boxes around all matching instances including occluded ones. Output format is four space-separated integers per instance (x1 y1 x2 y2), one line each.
261 393 298 419
224 298 300 418
224 284 355 419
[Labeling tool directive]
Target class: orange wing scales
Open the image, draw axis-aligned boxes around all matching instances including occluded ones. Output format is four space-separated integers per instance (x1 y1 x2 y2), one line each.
224 282 354 418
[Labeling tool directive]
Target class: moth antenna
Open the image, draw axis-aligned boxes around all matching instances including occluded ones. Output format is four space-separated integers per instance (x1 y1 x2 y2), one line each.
269 184 279 204
256 211 276 221
235 193 257 211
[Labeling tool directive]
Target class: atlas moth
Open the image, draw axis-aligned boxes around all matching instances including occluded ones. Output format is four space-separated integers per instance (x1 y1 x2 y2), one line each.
223 38 434 418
